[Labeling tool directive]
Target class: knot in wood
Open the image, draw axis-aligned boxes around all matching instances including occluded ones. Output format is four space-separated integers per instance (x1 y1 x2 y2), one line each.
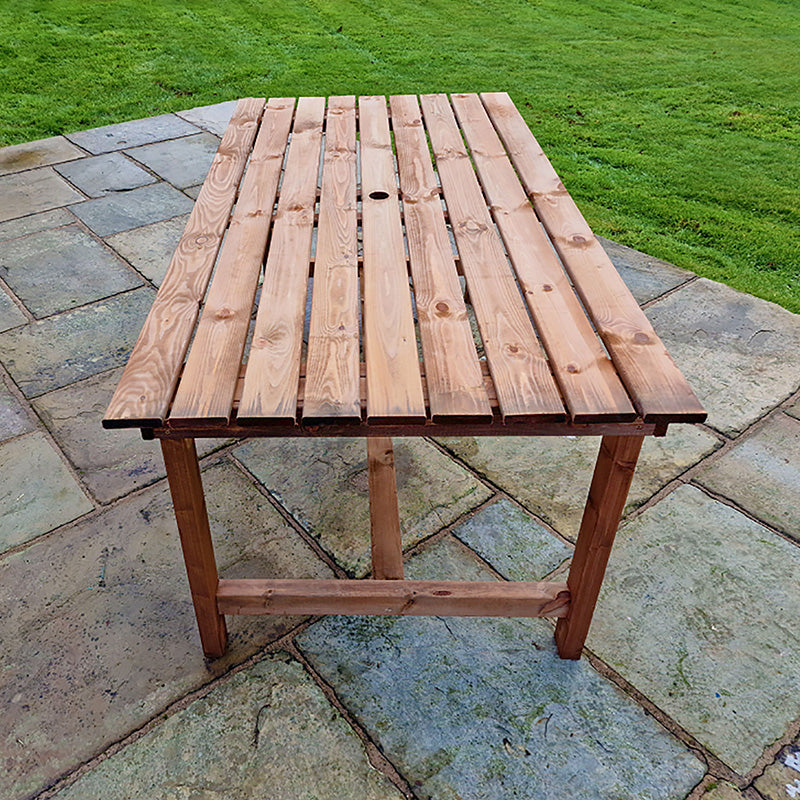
542 284 553 292
633 332 650 345
506 343 522 355
458 219 487 235
569 233 590 247
566 363 579 374
435 301 450 315
215 306 234 320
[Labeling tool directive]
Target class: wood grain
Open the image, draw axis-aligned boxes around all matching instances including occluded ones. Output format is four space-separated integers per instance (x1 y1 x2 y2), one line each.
103 98 265 428
554 435 643 659
359 94 426 423
367 437 404 579
420 93 566 422
303 96 361 422
170 98 295 425
161 438 227 657
481 91 706 424
390 94 492 422
238 96 325 423
451 93 636 423
217 578 570 617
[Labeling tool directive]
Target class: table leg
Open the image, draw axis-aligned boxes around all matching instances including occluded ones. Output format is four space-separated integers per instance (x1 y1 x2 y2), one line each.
161 438 228 658
555 435 644 660
367 437 404 580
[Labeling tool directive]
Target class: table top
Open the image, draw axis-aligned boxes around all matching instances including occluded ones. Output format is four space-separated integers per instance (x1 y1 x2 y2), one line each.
103 92 705 437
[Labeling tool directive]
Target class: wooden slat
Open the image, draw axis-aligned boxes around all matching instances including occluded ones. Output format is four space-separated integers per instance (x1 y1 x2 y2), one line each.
390 94 492 422
170 98 295 425
237 97 325 423
217 578 570 617
481 92 706 423
103 98 266 428
359 95 426 423
420 93 565 422
555 435 643 659
302 96 360 422
367 437 404 579
451 93 636 424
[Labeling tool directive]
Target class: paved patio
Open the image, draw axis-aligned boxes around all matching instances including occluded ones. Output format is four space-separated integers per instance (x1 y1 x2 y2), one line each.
1 101 799 800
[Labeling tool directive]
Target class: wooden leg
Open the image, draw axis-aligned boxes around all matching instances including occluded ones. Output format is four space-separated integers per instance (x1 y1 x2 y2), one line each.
555 435 644 660
367 437 404 580
161 438 228 658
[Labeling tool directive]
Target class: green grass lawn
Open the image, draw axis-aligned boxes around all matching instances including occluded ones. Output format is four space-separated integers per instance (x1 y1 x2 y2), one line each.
1 0 798 311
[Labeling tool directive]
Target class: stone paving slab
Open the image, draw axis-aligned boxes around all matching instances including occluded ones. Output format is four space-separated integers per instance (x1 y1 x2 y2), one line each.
754 736 800 799
695 412 800 541
599 236 694 304
54 151 157 197
0 136 85 177
126 132 221 189
177 100 238 137
0 207 74 242
234 437 492 575
0 461 332 800
587 484 800 773
0 167 84 223
0 378 33 441
0 286 26 332
784 396 800 421
0 430 92 554
438 425 720 539
33 367 225 503
0 286 155 397
646 278 800 435
298 540 705 800
65 113 200 154
453 497 571 580
105 213 189 286
0 225 141 317
701 783 748 800
52 653 403 800
70 181 194 237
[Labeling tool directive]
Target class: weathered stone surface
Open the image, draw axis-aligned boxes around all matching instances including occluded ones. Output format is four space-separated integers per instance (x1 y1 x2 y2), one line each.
0 136 84 177
699 782 747 800
183 183 203 199
126 132 220 189
784 396 800 421
0 207 73 242
438 425 720 539
55 152 156 197
0 431 92 553
70 181 194 237
52 654 402 800
0 225 141 317
598 236 694 305
0 286 155 397
0 167 84 223
0 378 33 441
405 534 499 581
453 497 571 580
66 114 199 154
588 485 800 773
646 278 800 434
754 738 800 799
298 541 705 800
233 437 492 575
0 286 26 332
33 367 224 503
0 462 332 800
177 100 238 137
106 213 189 286
695 412 800 540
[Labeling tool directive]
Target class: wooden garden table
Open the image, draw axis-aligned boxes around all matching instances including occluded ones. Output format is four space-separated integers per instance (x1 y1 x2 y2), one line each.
103 93 705 660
